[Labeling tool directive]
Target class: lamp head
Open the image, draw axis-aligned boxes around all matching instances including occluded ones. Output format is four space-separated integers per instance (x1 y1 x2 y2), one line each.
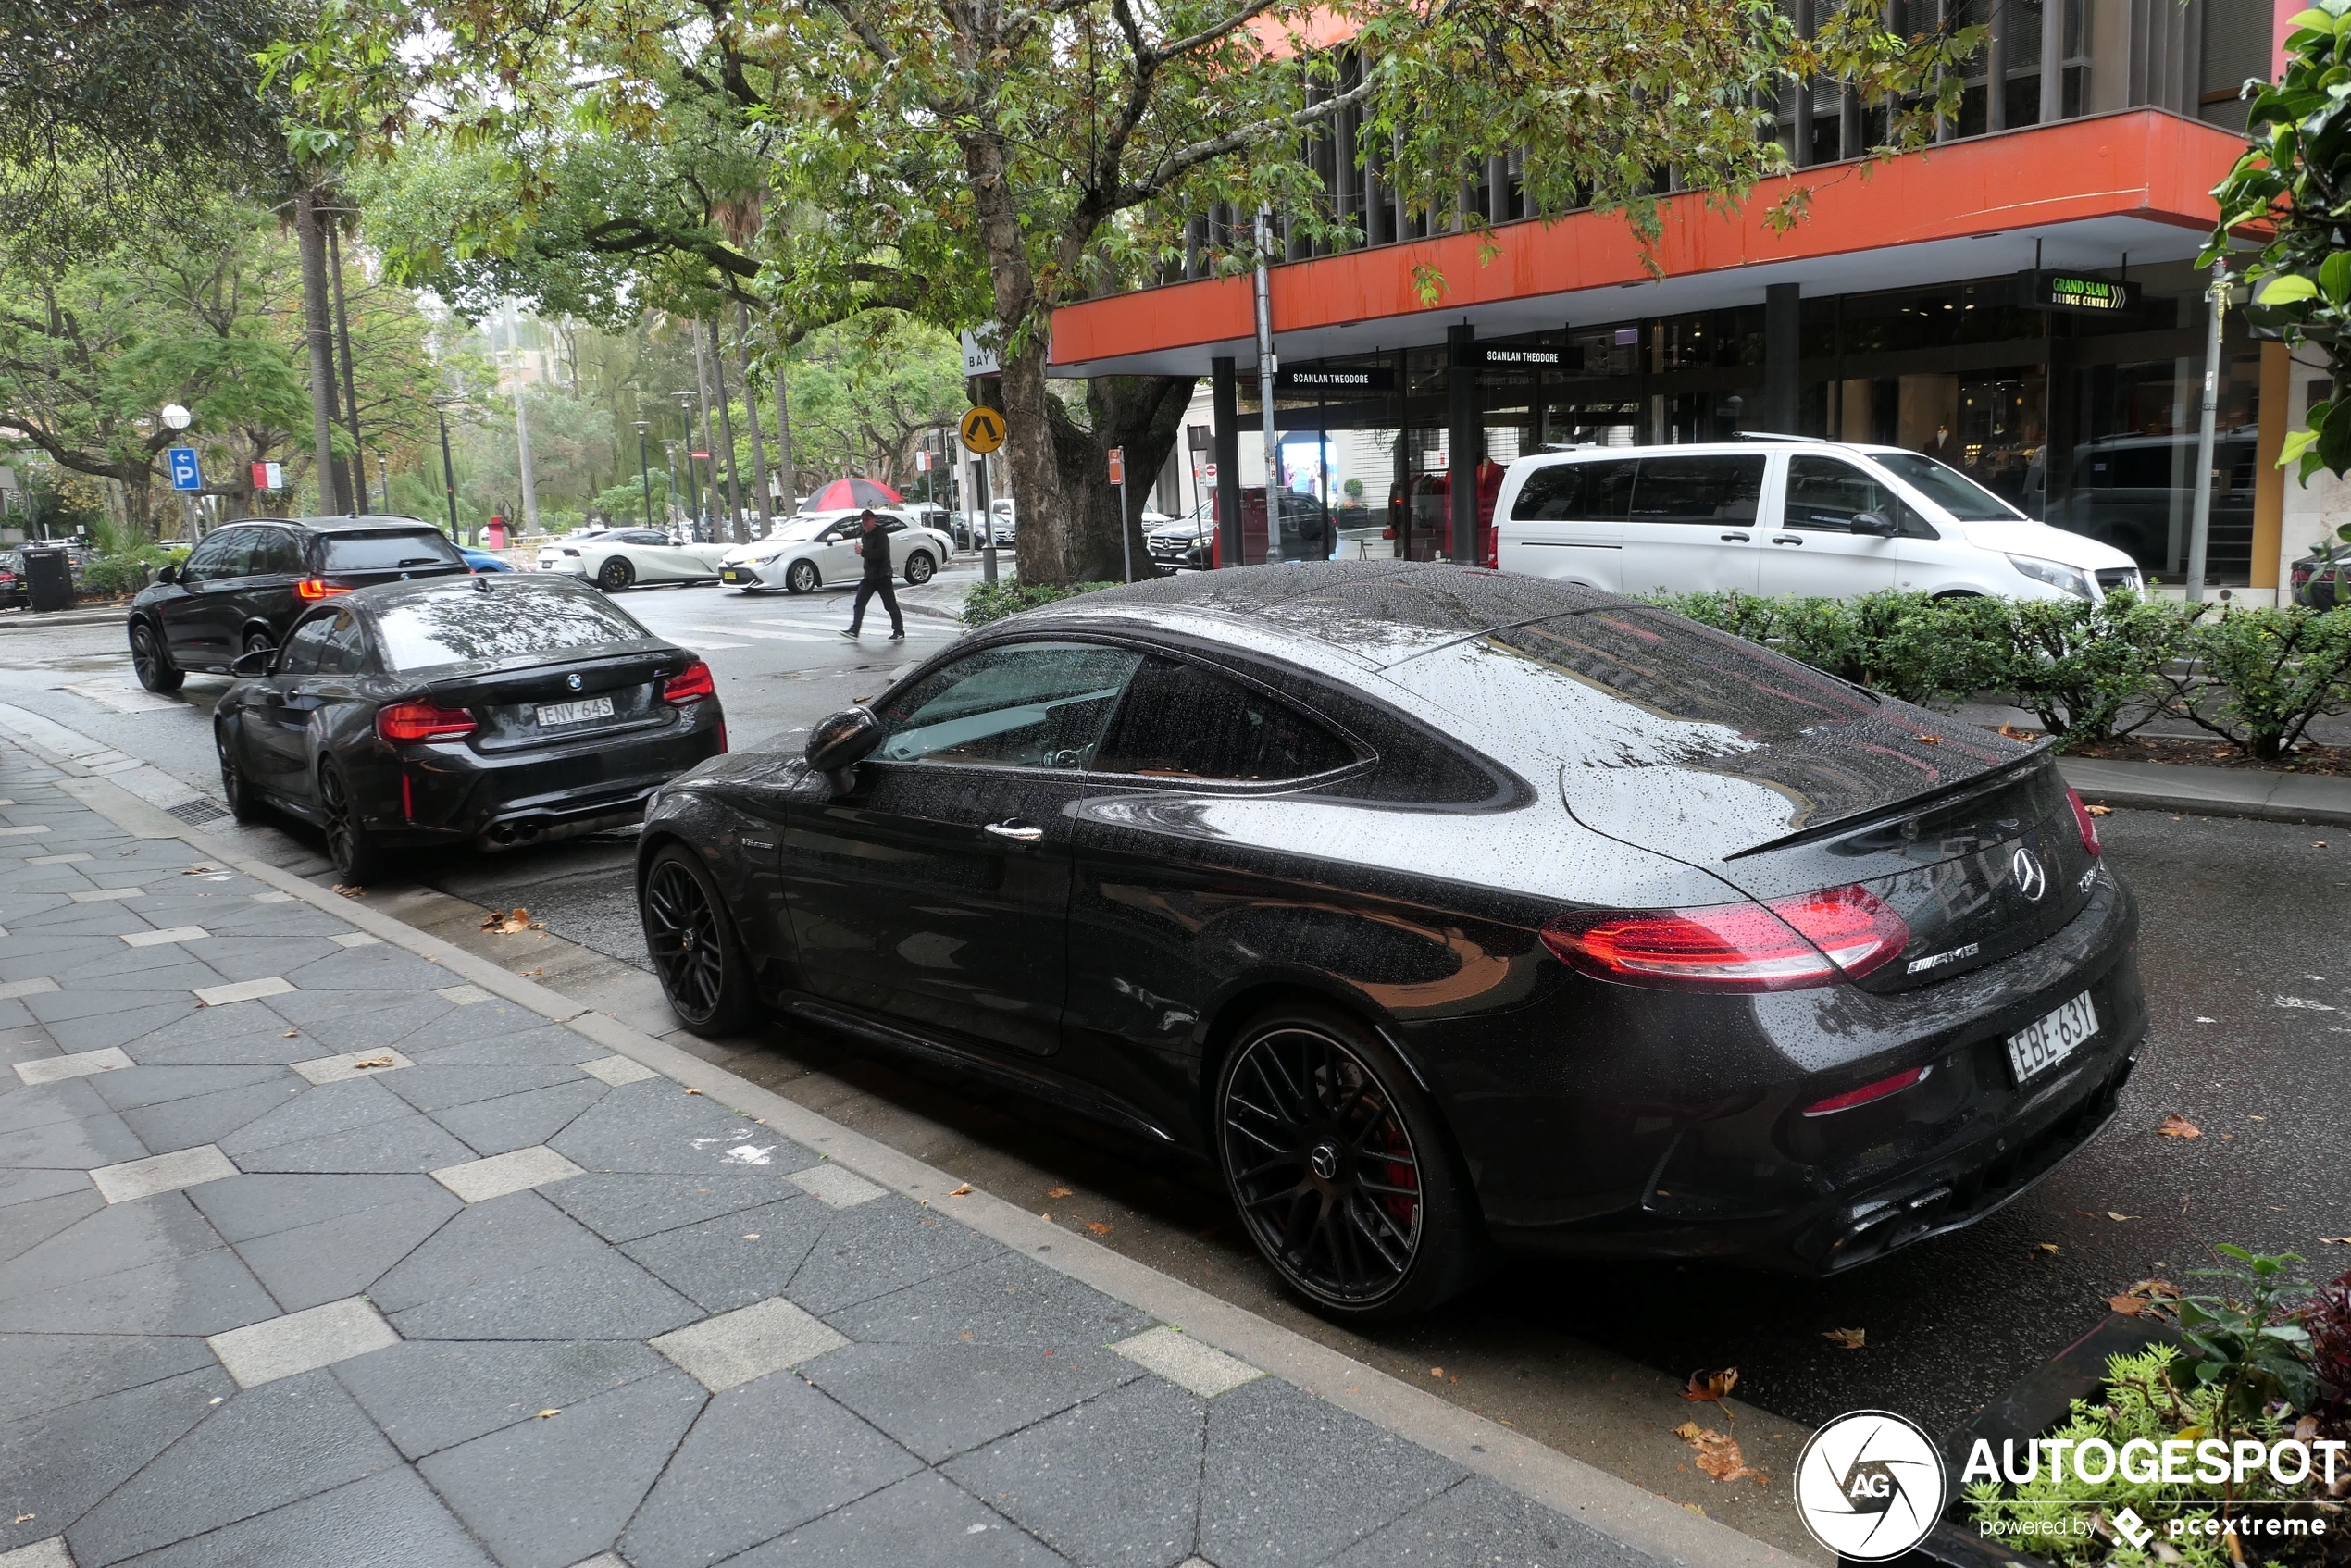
160 404 193 431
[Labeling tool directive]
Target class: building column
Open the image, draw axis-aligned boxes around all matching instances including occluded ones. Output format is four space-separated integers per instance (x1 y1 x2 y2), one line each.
1212 355 1244 568
1795 0 1816 165
2043 323 2076 523
1765 283 1802 434
2040 0 2068 121
1988 0 2010 130
1447 324 1477 562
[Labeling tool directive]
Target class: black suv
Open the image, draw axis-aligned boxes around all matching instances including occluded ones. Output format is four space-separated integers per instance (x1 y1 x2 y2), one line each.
129 516 469 691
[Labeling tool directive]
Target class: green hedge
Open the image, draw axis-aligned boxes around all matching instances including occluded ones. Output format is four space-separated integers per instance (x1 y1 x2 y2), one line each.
1652 589 2351 759
961 580 1121 628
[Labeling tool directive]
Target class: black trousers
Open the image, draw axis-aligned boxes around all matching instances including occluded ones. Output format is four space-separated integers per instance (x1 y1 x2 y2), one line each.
851 574 902 634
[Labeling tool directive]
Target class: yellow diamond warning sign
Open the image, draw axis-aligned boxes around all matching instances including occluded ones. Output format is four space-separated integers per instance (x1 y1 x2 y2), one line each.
959 406 1006 454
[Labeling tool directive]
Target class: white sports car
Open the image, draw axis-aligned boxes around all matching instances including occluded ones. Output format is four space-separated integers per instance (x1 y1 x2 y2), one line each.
717 510 955 594
537 528 732 591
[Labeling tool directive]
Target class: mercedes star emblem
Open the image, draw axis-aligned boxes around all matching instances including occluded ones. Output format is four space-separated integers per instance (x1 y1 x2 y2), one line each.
2010 845 2047 902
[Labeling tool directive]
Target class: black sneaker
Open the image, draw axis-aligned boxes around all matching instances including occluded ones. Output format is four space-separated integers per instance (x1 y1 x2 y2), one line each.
889 630 906 641
839 628 859 639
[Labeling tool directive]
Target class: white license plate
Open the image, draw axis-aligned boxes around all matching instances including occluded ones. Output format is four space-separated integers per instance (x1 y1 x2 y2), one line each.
2007 992 2098 1087
535 695 614 728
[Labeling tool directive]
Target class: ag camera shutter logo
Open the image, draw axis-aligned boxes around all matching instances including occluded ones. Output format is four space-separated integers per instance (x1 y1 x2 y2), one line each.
1794 1410 1947 1560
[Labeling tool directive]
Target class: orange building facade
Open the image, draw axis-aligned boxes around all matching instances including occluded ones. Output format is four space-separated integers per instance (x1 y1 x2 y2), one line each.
1051 93 2297 592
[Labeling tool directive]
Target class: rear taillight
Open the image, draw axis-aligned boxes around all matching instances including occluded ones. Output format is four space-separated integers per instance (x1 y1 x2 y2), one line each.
661 659 715 704
376 701 476 743
1801 1064 1930 1116
1541 885 1909 992
297 578 352 600
2066 786 2102 857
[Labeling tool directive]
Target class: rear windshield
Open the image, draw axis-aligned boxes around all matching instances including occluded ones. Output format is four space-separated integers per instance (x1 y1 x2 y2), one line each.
373 590 653 671
1869 453 2021 521
1487 608 1881 734
320 530 467 573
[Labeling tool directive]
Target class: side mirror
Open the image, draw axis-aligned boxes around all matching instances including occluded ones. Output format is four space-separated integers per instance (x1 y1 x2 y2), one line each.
155 564 179 586
230 646 275 678
1850 511 1899 538
804 705 881 793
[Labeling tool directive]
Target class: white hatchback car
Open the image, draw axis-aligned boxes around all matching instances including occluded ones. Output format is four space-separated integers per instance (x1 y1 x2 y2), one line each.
717 510 955 594
1495 440 2144 601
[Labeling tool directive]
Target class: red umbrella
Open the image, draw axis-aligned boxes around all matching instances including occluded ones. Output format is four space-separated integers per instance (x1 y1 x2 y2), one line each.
803 477 904 511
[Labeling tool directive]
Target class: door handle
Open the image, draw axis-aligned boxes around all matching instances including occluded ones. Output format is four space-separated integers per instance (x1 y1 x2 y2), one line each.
984 819 1044 843
1719 531 1751 542
1771 535 1804 545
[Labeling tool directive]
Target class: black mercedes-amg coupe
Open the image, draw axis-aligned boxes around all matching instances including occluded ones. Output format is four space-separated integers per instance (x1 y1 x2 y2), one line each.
633 563 2145 1323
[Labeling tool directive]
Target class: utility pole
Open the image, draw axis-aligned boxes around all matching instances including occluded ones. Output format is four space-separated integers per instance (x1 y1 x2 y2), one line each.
690 324 720 537
436 404 460 538
328 218 368 514
676 392 701 531
1253 207 1280 565
636 420 654 531
505 303 540 535
294 186 342 515
735 304 773 537
2184 260 2232 604
709 319 743 542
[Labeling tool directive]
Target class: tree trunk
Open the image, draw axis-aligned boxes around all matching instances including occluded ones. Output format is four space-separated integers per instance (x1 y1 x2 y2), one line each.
294 186 344 514
774 335 796 511
1044 374 1199 582
710 318 743 542
735 304 772 533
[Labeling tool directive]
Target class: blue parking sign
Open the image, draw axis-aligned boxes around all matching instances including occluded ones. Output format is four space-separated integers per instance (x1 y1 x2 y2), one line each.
167 447 202 492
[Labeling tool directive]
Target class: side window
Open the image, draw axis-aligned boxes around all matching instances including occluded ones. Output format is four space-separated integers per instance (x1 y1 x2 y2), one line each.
276 615 337 676
1094 658 1358 782
1785 457 1894 531
1628 455 1765 523
1512 459 1637 522
250 530 305 577
313 610 370 677
873 642 1143 770
180 529 249 585
881 518 907 534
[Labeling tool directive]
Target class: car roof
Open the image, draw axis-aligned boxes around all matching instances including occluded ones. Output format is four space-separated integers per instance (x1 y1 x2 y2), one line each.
339 573 595 610
1515 440 1916 462
239 515 447 534
1016 560 1615 669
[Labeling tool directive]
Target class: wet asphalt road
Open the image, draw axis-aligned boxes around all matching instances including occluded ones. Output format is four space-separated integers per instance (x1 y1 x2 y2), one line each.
2 580 2346 1514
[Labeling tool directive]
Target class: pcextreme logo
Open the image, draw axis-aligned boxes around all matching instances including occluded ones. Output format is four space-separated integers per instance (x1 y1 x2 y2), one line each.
1794 1411 1949 1561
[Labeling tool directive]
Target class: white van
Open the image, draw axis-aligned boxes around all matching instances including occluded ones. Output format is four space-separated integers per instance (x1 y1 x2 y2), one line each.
1494 439 2144 601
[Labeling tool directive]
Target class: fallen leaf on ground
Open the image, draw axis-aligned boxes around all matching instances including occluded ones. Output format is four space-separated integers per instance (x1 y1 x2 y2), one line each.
536 1409 560 1419
1673 1421 1703 1440
1085 1221 1112 1236
1822 1327 1867 1350
1044 1187 1072 1199
521 968 542 977
181 865 218 875
2108 1279 2183 1316
2320 1237 2351 1245
947 1183 973 1197
331 884 363 898
480 907 531 934
1679 1425 1766 1484
1683 1367 1738 1402
2158 1114 2202 1139
1039 1213 1052 1222
350 1055 395 1070
2084 803 2113 816
2108 1212 2139 1222
282 1031 298 1038
683 1088 701 1095
2034 1242 2060 1256
1912 733 1943 745
1429 1367 1445 1378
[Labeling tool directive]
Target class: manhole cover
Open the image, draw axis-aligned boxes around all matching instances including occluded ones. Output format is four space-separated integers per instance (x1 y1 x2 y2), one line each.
166 798 231 826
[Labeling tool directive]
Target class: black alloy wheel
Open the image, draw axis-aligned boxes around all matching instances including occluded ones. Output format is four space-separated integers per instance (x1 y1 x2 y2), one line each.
785 559 819 594
216 726 264 823
130 621 184 693
1216 1004 1482 1322
903 550 936 585
317 760 381 885
640 844 756 1035
241 628 275 663
598 556 636 591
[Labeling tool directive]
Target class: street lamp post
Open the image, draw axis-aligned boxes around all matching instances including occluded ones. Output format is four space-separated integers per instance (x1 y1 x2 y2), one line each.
665 440 682 530
160 404 196 536
635 420 654 531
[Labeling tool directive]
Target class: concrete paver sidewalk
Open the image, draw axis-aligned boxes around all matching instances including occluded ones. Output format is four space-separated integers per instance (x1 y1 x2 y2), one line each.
0 738 1766 1568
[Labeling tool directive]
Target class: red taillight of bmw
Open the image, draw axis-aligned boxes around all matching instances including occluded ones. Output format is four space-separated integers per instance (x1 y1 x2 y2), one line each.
2066 785 2103 858
296 578 352 601
1541 885 1909 992
376 701 476 743
1801 1064 1930 1116
661 659 715 705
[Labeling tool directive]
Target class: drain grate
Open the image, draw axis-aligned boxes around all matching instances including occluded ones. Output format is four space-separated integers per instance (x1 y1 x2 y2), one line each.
165 798 231 826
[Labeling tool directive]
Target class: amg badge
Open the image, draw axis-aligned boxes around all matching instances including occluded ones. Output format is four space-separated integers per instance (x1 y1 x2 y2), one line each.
1906 941 1982 977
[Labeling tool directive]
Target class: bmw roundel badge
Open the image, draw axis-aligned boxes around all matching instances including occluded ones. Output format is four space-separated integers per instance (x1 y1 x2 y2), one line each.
566 673 583 691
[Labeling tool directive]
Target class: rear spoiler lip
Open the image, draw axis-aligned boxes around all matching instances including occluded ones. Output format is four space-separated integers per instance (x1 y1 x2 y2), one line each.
1722 742 2059 862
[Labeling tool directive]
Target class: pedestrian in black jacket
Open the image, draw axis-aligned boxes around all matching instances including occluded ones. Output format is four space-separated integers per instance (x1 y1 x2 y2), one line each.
841 509 905 641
